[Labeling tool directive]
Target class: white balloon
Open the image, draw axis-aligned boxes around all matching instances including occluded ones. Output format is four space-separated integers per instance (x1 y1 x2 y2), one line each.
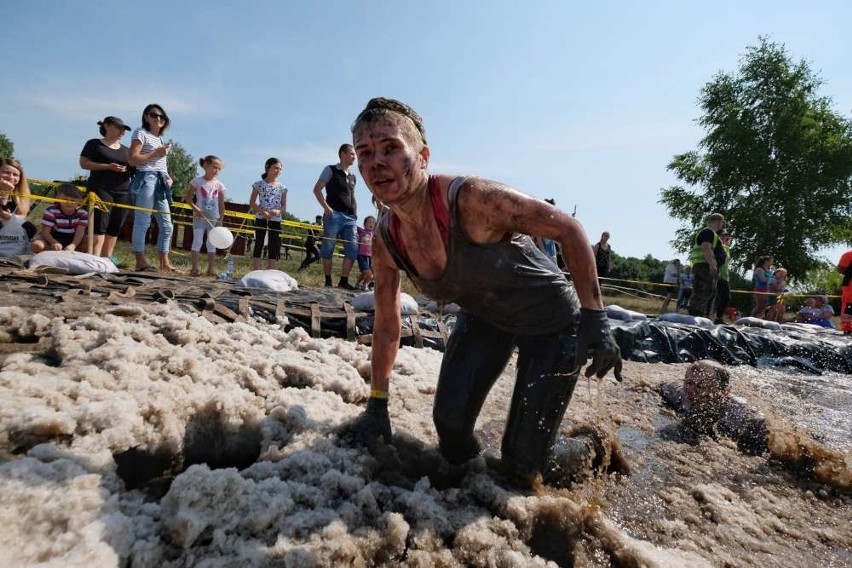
208 226 234 249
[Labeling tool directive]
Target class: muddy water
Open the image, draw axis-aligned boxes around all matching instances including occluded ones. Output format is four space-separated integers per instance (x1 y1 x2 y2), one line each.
519 362 852 567
0 297 849 567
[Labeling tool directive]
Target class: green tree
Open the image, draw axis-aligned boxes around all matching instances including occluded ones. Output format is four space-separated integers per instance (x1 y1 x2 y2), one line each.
0 132 14 160
166 141 196 201
659 37 852 281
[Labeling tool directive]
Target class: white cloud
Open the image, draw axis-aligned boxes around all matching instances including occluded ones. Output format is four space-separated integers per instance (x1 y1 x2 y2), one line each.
16 79 221 121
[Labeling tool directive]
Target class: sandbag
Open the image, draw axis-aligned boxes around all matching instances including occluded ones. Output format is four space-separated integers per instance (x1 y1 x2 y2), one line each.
606 304 647 321
736 317 781 331
28 251 118 274
658 312 713 329
238 270 298 292
351 291 419 315
424 300 461 314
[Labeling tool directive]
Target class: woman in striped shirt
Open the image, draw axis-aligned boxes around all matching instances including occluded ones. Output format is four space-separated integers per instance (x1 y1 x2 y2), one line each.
128 104 175 272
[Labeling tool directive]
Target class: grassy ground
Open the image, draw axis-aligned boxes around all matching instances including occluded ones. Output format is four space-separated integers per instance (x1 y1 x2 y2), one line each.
109 240 422 294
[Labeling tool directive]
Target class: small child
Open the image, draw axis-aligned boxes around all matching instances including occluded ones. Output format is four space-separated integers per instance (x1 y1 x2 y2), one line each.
764 267 788 322
186 155 226 276
31 183 88 253
677 266 693 311
356 216 375 291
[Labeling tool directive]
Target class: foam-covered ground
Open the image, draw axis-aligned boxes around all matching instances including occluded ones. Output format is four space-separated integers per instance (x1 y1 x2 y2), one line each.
0 303 849 567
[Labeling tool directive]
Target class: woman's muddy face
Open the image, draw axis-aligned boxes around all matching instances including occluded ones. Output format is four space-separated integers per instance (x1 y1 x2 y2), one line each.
353 117 426 205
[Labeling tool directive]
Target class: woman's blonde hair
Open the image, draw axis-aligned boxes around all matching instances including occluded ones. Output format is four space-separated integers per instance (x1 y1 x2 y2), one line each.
0 157 31 216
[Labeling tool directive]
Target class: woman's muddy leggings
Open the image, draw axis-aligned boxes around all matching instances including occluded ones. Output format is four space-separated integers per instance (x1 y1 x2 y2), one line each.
433 311 579 479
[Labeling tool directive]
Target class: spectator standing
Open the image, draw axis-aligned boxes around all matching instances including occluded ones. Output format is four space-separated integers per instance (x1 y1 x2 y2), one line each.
838 249 852 334
356 215 376 290
677 265 693 311
687 213 725 317
249 158 287 270
751 256 774 317
592 231 612 278
128 104 175 272
313 144 358 289
186 155 226 277
298 215 323 271
713 230 732 324
79 116 133 258
764 267 788 322
659 259 682 313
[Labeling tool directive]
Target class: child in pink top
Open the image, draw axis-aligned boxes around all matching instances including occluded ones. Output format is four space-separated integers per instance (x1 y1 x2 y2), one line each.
356 216 375 291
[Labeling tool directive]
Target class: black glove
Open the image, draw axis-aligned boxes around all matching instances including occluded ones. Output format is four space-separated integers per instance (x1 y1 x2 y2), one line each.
340 397 393 448
576 308 623 381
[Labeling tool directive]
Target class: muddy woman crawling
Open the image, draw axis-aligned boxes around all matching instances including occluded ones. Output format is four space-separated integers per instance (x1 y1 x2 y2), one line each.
341 98 623 488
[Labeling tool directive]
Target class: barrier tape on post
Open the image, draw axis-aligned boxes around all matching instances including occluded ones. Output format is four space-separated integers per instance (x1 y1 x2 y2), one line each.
18 178 361 254
14 179 843 299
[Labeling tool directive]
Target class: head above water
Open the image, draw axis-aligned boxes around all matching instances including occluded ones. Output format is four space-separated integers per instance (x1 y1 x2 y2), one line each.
683 360 731 411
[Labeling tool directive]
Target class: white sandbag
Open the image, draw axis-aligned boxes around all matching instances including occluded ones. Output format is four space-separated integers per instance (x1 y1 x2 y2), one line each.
350 291 419 315
780 322 834 334
237 270 298 292
658 312 714 329
424 300 461 314
606 304 647 321
735 316 781 330
28 251 118 274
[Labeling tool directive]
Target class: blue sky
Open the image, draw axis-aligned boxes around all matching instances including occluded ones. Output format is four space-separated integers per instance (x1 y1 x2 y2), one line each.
3 1 851 265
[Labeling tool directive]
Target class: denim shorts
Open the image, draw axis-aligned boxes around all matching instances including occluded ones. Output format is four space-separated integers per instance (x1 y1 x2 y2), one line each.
319 210 358 260
357 254 372 272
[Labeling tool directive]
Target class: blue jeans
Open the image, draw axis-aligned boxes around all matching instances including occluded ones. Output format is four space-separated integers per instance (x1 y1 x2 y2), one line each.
130 171 173 253
319 210 358 260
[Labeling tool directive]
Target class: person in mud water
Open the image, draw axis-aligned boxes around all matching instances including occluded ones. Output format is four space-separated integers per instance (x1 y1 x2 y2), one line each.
342 97 623 488
659 360 768 455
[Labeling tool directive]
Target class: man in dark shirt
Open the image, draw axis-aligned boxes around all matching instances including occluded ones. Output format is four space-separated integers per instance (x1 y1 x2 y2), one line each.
659 360 769 455
313 144 359 289
298 215 323 271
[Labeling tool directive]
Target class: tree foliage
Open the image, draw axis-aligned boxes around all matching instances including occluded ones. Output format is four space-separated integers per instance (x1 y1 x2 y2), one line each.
659 37 852 281
166 141 196 201
0 133 14 160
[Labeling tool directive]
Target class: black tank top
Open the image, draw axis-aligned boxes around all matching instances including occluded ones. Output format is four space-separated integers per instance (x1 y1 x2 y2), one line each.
378 176 579 335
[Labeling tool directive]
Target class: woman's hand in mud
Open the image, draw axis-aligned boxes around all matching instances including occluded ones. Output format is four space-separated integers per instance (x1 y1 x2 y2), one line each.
340 397 393 448
576 308 623 381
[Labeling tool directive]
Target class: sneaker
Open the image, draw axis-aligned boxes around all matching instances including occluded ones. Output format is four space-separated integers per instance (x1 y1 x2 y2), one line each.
355 282 366 291
337 281 356 290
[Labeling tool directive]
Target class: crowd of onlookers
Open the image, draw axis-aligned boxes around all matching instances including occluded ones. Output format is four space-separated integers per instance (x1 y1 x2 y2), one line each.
656 215 846 330
0 104 380 289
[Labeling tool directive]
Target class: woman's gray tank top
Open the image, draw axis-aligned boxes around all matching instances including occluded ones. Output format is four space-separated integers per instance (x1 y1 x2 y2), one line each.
378 176 579 335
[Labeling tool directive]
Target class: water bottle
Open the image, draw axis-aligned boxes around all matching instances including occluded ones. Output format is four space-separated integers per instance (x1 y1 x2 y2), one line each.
226 257 235 280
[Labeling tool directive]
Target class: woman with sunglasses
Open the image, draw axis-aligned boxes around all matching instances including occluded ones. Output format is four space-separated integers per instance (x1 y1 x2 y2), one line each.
128 104 175 272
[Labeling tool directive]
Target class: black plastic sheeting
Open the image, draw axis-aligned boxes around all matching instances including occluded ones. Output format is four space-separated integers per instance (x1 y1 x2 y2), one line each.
229 286 851 375
612 320 852 375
